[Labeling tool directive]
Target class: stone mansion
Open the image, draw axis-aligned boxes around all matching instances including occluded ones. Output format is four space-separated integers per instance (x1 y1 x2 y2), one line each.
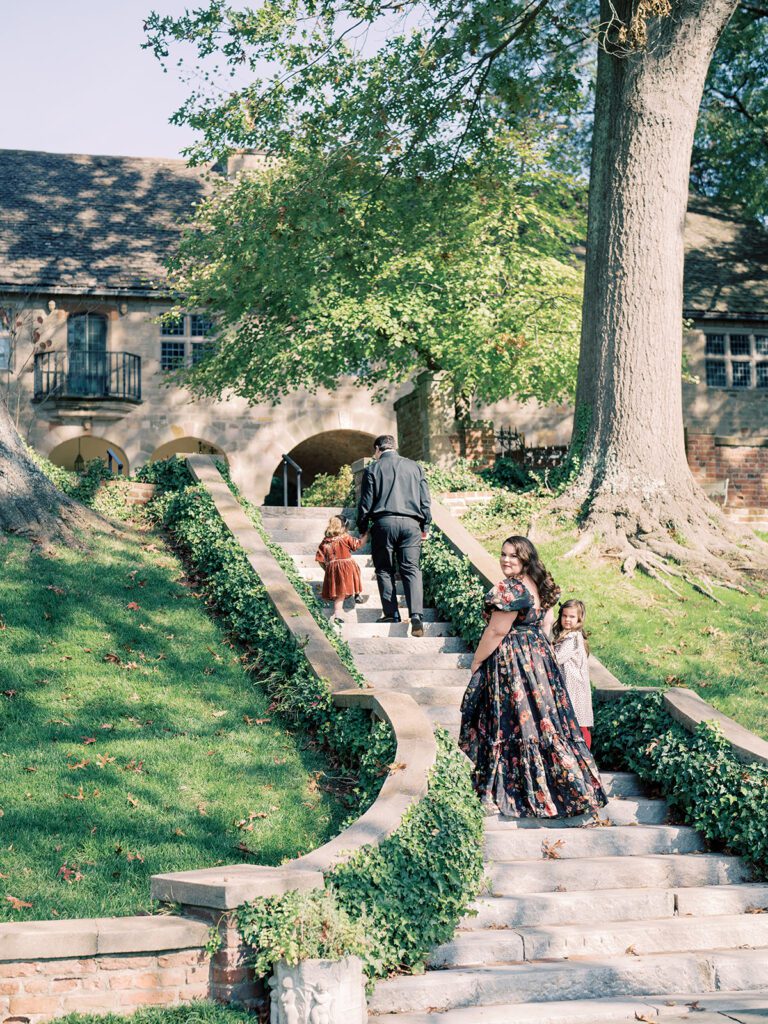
0 147 766 517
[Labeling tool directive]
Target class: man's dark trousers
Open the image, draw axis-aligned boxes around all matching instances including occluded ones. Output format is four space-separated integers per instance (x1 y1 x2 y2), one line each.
370 516 423 619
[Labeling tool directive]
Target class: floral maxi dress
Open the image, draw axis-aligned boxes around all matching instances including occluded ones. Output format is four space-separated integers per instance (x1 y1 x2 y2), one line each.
459 578 608 818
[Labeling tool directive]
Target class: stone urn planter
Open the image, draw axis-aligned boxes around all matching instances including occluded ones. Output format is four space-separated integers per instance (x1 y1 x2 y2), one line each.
268 955 367 1024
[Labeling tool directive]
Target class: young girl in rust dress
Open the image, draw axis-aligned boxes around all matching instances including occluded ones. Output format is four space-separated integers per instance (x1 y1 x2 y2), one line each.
459 536 607 818
315 516 368 624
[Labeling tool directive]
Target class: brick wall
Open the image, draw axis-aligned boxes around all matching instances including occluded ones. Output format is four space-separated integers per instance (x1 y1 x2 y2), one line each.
0 948 209 1023
686 433 768 526
0 916 226 1023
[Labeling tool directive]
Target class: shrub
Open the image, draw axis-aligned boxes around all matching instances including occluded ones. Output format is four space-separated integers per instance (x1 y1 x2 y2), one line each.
238 888 371 976
135 455 192 493
593 691 768 877
480 456 533 491
302 464 356 507
420 458 485 494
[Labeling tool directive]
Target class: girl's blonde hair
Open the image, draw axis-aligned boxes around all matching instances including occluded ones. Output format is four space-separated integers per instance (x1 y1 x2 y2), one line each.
324 515 349 539
553 598 590 654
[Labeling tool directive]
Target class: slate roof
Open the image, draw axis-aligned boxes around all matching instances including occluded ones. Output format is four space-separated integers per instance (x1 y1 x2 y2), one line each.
1 149 767 316
684 194 768 319
0 149 211 296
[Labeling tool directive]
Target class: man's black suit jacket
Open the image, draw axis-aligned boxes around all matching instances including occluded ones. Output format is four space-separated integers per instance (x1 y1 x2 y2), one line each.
356 451 432 534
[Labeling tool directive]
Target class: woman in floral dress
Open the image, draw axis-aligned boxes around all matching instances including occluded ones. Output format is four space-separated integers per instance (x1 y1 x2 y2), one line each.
459 536 607 818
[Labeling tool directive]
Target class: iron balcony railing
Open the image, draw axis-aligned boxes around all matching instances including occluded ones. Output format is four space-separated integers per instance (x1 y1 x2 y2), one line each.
33 351 142 403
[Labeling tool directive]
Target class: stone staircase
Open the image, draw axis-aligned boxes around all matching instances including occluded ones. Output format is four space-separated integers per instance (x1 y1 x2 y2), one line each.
260 506 768 1023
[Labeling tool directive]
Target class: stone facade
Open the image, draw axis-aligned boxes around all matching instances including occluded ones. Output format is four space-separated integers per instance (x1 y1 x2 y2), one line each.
2 297 397 506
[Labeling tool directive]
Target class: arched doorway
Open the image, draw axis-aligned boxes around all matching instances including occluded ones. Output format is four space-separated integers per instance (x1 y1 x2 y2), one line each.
47 436 129 475
149 437 228 462
265 429 375 504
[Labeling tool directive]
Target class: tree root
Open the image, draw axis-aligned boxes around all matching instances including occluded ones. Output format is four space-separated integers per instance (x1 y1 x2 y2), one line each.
553 472 768 595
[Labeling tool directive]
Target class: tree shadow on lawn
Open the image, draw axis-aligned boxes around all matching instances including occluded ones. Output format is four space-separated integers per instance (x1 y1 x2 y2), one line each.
0 530 347 921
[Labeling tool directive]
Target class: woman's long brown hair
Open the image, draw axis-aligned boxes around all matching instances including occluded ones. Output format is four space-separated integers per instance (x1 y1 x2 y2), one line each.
503 535 561 610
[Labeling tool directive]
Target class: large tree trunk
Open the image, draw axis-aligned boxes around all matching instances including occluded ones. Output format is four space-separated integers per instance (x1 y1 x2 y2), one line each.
0 399 98 544
570 0 762 578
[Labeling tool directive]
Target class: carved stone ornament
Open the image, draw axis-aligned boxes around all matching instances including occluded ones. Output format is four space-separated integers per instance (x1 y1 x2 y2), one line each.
270 956 367 1024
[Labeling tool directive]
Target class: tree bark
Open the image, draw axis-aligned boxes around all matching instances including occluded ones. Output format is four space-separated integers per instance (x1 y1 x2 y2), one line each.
570 0 761 574
0 399 98 544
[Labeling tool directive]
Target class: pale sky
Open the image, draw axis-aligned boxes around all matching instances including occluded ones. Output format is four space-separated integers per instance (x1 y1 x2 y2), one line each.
1 0 202 159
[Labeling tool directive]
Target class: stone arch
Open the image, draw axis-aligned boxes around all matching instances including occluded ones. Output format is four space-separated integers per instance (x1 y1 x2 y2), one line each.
149 436 228 462
47 435 130 474
263 428 378 505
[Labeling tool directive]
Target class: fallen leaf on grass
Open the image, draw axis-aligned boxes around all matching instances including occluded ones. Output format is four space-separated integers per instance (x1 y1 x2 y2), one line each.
46 585 66 596
197 803 207 816
126 794 139 808
96 754 115 768
2 690 17 698
243 715 271 726
126 602 141 611
235 811 269 831
123 760 144 773
211 710 227 718
126 851 144 863
67 759 90 770
173 828 186 837
104 653 122 664
81 737 96 745
24 766 37 773
6 895 32 910
58 863 83 884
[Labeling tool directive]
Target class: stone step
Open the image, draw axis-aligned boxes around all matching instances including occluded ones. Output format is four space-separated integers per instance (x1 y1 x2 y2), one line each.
364 683 466 707
260 506 356 518
363 669 470 690
600 772 647 798
483 796 669 828
369 991 768 1023
466 887 676 929
348 636 468 655
341 621 455 638
484 825 705 861
466 883 768 931
355 652 473 671
424 706 462 731
355 608 440 624
428 913 768 968
367 949 768 1015
487 853 752 896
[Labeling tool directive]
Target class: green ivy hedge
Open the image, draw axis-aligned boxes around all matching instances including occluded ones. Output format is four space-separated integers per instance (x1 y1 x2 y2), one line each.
238 732 484 982
148 483 382 775
593 691 768 877
146 465 484 983
422 533 486 648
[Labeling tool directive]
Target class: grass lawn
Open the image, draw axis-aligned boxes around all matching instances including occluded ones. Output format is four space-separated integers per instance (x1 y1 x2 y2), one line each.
464 504 768 739
53 1005 252 1024
0 524 346 922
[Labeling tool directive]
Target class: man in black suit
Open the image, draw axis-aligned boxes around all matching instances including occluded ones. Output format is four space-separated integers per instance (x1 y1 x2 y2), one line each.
356 435 432 637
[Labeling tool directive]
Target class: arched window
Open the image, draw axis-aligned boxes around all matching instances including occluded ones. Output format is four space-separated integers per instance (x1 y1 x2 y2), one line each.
67 313 107 396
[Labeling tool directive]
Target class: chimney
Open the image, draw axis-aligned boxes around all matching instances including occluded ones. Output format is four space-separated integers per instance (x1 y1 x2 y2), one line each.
212 150 270 178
